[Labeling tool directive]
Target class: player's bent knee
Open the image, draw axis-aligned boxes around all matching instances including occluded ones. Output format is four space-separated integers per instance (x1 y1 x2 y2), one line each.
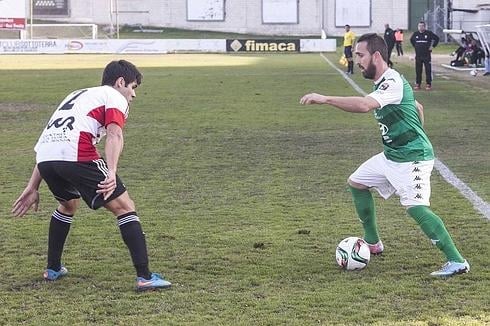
57 198 80 216
104 191 136 216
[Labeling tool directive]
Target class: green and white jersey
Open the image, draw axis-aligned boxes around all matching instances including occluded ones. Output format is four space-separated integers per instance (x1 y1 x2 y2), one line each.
367 68 434 162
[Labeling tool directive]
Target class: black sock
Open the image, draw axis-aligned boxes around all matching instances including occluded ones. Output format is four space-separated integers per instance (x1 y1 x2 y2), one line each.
47 210 73 271
117 212 151 279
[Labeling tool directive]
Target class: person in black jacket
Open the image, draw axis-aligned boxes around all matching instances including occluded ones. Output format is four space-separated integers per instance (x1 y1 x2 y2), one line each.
384 24 396 67
410 21 439 90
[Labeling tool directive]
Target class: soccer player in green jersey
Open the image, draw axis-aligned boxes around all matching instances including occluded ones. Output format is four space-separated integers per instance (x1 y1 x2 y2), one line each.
300 33 469 277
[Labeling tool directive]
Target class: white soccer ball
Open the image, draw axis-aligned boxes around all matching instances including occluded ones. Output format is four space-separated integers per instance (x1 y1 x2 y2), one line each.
335 237 371 270
470 69 478 77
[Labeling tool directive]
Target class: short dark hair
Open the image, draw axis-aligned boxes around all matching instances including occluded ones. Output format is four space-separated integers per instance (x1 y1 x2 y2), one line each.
345 24 350 28
357 33 388 63
419 21 426 26
101 60 142 87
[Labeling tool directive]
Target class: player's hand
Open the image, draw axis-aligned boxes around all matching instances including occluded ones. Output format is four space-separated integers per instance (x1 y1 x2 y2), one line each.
12 187 40 217
300 93 327 105
97 170 117 200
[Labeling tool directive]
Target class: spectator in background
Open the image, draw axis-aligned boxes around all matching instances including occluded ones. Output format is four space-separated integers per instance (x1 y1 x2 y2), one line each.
343 24 356 74
451 36 468 62
468 39 485 67
384 24 396 67
410 21 439 91
395 29 404 56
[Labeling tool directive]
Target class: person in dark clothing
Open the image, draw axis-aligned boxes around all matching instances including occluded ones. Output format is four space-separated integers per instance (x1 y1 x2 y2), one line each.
451 37 468 62
410 21 439 90
468 39 485 66
384 24 396 67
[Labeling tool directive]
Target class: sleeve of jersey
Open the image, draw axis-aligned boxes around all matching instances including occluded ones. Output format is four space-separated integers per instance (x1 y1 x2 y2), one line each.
367 78 403 109
105 108 126 129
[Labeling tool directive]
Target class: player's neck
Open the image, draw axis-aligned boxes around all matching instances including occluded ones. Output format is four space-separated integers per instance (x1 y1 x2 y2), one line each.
374 65 389 81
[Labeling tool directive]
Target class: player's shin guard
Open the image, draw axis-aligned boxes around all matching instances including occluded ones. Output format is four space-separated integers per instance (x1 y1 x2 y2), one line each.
349 186 379 244
47 210 73 271
117 212 151 279
407 206 464 263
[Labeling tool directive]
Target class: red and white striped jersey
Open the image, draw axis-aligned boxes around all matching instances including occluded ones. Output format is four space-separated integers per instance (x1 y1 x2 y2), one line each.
35 85 129 162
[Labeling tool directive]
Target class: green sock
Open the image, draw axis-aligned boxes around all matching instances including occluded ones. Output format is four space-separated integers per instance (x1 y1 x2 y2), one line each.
349 186 379 244
407 206 464 263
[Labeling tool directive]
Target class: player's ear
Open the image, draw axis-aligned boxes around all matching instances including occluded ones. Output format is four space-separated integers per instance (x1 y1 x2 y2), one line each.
115 76 125 88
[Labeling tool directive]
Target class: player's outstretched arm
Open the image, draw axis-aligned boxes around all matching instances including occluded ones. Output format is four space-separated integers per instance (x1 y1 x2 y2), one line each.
300 93 379 113
300 93 328 105
12 165 42 217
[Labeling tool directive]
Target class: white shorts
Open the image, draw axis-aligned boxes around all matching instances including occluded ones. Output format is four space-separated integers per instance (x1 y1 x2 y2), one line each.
349 152 434 207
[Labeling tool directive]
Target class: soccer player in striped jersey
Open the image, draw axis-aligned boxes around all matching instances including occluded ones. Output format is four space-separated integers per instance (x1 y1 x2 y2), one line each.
300 33 469 277
12 60 172 290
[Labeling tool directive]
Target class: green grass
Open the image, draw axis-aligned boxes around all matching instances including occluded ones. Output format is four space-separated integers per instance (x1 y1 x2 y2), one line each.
0 53 489 325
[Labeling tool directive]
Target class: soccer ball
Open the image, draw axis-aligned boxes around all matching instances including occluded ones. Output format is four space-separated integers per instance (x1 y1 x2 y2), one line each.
470 69 478 77
335 237 371 270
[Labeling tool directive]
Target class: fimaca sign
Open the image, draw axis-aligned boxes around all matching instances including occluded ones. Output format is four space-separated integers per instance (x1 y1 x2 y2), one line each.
0 0 27 30
227 39 300 52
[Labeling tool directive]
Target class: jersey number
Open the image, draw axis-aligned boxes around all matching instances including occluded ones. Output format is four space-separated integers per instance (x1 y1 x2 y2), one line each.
59 89 88 111
47 89 87 130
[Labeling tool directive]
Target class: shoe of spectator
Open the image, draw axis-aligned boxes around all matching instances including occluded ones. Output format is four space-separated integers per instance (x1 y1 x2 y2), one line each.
425 84 432 91
414 84 421 90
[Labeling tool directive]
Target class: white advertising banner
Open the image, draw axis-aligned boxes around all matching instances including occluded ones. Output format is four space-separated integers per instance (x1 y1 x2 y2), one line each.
0 40 64 53
300 39 337 52
0 38 337 54
0 39 227 54
0 0 27 29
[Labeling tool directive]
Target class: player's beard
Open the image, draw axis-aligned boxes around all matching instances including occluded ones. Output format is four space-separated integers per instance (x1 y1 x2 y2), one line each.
359 60 376 80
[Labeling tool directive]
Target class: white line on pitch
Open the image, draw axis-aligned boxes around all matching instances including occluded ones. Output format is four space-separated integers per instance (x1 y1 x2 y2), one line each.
319 52 490 220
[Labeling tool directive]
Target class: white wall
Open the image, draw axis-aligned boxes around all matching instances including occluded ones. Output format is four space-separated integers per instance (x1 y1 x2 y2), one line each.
63 0 323 36
51 0 411 37
453 0 485 9
324 0 409 37
451 1 490 31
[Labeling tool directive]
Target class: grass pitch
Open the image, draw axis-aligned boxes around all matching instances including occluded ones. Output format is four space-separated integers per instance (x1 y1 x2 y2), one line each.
0 52 489 325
